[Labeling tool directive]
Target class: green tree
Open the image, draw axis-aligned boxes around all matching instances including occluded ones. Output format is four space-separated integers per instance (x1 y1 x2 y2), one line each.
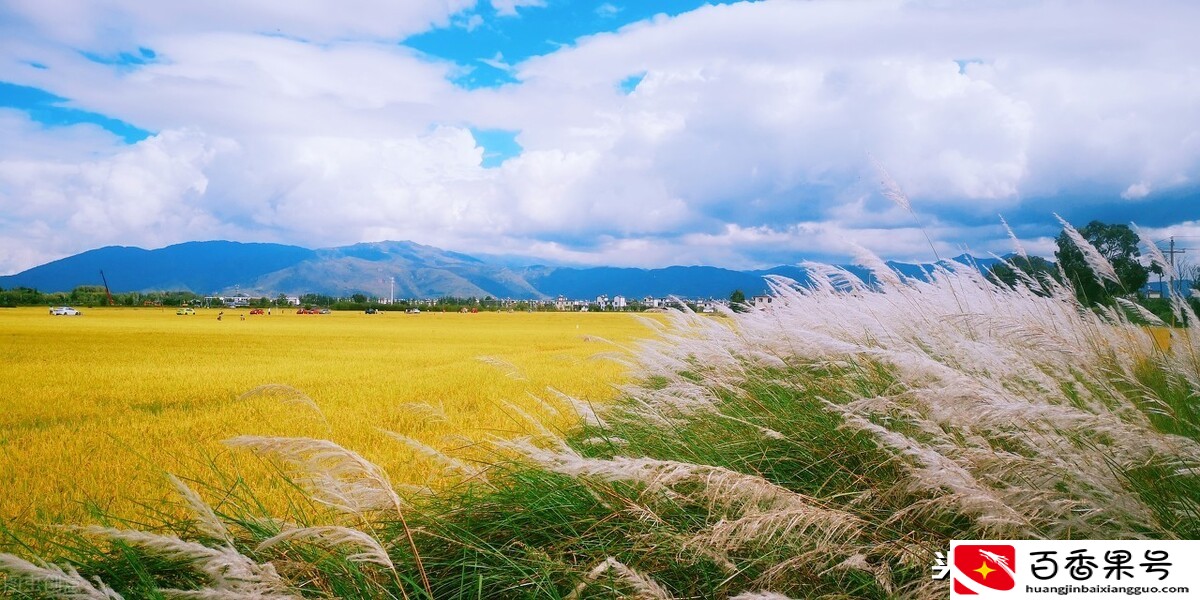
729 289 748 313
1054 221 1149 305
351 293 368 304
988 255 1059 292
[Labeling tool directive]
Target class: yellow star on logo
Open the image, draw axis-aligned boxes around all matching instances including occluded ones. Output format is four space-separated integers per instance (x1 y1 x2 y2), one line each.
974 561 996 580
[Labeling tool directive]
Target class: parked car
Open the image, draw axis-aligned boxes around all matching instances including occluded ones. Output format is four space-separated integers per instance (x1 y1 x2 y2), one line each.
249 308 264 315
50 306 82 316
406 308 421 314
176 307 195 315
318 308 331 314
365 308 380 314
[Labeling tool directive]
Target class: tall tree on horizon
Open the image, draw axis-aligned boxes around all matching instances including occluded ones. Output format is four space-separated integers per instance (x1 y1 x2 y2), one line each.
1054 221 1149 305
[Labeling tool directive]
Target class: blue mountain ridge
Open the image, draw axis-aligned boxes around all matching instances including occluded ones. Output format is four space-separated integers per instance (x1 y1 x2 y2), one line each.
0 241 1003 300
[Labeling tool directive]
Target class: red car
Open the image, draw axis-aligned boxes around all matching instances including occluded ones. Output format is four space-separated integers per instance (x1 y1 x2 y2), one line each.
249 308 264 315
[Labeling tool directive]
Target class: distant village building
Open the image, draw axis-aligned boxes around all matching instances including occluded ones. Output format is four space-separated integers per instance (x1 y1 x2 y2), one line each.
642 296 668 309
555 295 569 311
612 295 627 310
752 295 773 309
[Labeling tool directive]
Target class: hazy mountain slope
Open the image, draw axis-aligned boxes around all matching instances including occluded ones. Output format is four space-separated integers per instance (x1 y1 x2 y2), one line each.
1 239 1005 299
0 241 317 293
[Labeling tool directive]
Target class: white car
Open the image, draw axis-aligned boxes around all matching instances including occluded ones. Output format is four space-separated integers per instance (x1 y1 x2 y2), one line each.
50 306 82 316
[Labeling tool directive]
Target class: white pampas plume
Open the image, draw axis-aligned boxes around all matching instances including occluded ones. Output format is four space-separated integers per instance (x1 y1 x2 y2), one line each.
169 474 234 546
0 554 124 599
79 527 292 598
999 215 1028 259
380 430 484 479
223 436 431 596
257 526 395 570
851 244 902 289
510 442 861 545
547 387 608 429
565 557 674 600
869 154 911 212
1115 298 1166 327
475 355 525 380
238 384 320 413
1054 214 1121 285
396 402 448 423
224 436 402 516
728 593 798 600
1134 224 1175 280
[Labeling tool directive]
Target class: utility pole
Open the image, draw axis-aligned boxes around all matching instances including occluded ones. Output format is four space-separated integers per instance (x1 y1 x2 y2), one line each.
1165 237 1187 297
390 276 395 305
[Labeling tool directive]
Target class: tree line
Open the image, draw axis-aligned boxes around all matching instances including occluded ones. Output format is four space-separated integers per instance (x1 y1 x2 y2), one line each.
988 220 1198 323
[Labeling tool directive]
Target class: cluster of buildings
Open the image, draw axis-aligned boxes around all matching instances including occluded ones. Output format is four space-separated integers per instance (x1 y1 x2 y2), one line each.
202 292 737 312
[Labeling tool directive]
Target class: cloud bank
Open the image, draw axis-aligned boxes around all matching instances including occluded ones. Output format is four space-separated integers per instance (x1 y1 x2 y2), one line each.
1 0 1198 274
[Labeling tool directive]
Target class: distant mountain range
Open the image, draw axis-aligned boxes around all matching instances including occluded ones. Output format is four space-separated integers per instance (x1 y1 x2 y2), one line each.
0 240 1002 299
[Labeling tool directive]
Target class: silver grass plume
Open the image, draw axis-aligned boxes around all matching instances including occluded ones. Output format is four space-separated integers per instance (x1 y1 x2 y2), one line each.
1135 224 1195 325
546 387 608 429
499 399 562 441
257 526 395 571
565 557 674 600
396 402 448 423
223 436 402 516
169 474 234 546
0 554 124 599
728 593 798 600
1115 297 1166 327
869 153 911 212
80 527 292 598
1054 213 1121 285
223 436 432 596
237 384 327 427
999 215 1028 259
475 355 526 380
510 442 862 544
381 430 485 480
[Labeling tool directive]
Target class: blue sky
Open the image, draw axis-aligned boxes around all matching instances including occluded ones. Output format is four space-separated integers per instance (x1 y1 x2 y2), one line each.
1 0 1199 274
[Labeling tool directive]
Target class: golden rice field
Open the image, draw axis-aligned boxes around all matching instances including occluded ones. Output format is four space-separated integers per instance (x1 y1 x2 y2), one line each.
0 306 649 526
